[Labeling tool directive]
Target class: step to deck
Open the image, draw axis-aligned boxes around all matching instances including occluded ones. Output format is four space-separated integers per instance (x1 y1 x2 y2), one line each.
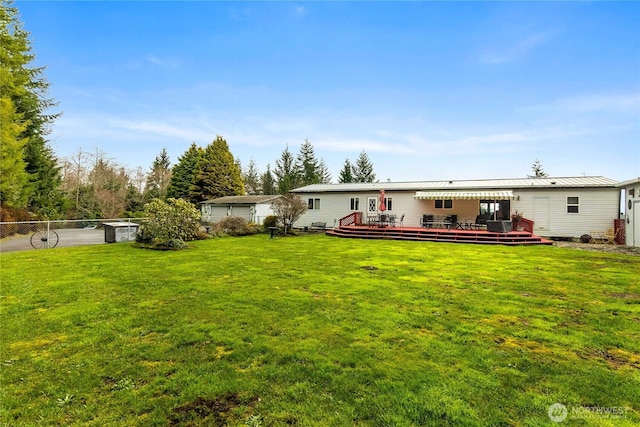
326 226 553 245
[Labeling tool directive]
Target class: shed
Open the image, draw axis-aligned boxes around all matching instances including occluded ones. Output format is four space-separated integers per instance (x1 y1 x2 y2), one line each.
199 195 281 224
617 177 640 247
103 222 139 243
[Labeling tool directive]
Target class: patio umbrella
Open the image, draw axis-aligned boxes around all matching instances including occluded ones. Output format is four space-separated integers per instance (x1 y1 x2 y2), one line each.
379 189 387 212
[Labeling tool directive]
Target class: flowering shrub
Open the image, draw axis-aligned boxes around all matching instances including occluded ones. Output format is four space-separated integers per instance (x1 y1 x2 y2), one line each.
137 198 201 249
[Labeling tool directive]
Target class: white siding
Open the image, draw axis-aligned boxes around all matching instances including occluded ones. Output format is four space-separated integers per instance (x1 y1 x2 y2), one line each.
620 181 640 247
297 191 484 228
296 187 620 238
513 188 619 238
254 203 276 225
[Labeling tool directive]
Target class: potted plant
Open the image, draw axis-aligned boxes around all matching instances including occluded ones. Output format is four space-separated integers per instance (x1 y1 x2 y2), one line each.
511 211 524 231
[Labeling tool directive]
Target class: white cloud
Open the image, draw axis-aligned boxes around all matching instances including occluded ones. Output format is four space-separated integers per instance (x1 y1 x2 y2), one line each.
479 31 555 64
294 6 306 17
552 92 640 114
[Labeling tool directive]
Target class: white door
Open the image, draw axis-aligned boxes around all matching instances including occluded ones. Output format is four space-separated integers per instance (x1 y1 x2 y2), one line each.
367 197 378 214
533 197 550 232
633 200 640 247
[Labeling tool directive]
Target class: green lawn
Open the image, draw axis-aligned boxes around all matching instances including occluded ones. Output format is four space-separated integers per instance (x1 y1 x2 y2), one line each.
1 235 639 426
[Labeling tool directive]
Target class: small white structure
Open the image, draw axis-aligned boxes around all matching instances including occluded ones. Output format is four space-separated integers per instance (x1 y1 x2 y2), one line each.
103 222 139 243
291 176 620 239
617 177 640 247
199 195 281 225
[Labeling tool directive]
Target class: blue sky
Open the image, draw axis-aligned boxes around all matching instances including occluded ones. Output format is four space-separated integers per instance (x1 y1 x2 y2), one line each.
17 1 640 182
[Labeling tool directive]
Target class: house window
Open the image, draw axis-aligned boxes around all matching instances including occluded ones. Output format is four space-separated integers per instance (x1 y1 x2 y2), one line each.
567 196 579 214
350 197 359 210
435 199 453 209
308 198 320 210
385 198 393 211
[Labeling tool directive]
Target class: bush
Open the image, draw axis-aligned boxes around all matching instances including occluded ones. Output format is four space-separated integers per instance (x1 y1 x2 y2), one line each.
212 216 260 237
0 205 36 238
136 198 201 249
263 215 278 231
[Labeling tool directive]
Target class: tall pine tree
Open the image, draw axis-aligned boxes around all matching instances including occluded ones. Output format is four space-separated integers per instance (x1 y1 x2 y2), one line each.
192 136 244 201
295 139 321 186
0 1 63 216
338 158 354 183
145 148 172 201
242 159 261 195
317 158 332 184
274 145 299 194
167 143 203 203
353 150 376 183
260 164 276 195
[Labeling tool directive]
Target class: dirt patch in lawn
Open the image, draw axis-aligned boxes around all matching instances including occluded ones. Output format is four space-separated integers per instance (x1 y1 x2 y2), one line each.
553 241 640 256
169 393 257 426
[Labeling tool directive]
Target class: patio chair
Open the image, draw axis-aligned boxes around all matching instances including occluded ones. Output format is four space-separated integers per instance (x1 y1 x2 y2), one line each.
421 214 434 228
603 229 616 245
399 214 405 227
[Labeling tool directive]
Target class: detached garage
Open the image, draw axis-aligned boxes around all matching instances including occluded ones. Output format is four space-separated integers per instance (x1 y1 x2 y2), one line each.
200 195 281 225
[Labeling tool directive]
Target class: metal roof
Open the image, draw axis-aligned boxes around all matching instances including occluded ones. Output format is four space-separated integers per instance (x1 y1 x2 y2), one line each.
415 190 515 200
200 195 281 205
291 176 618 193
616 177 640 188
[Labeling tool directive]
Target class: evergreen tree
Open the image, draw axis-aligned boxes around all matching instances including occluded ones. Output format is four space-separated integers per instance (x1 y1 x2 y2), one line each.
145 148 172 201
0 96 29 207
295 139 321 186
242 159 261 195
353 150 376 183
0 1 63 215
338 158 354 183
528 159 549 178
167 143 203 202
318 158 332 184
274 145 300 194
260 164 277 195
192 135 245 201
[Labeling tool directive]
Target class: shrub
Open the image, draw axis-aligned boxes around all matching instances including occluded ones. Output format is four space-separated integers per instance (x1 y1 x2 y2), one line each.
137 198 201 249
0 205 36 238
263 215 278 231
212 216 260 236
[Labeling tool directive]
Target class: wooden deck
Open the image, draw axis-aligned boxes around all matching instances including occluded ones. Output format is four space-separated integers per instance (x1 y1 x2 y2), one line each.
326 225 553 245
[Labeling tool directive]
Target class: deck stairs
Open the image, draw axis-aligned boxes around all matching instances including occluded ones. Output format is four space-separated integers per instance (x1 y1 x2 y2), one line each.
326 225 553 246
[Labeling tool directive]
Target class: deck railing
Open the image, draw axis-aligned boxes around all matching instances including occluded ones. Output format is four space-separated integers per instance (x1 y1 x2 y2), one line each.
520 218 534 233
339 212 362 227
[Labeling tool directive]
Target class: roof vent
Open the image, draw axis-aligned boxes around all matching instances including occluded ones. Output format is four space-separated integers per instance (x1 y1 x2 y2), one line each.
448 180 453 184
551 181 556 185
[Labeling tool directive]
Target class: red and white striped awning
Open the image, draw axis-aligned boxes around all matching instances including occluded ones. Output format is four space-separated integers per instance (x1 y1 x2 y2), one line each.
414 190 515 200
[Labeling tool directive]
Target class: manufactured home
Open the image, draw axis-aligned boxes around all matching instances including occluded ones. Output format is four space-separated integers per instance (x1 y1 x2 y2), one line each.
199 195 281 224
617 177 640 247
291 176 620 239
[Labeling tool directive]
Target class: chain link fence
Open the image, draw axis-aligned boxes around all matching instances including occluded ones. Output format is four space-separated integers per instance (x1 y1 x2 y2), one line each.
0 218 148 252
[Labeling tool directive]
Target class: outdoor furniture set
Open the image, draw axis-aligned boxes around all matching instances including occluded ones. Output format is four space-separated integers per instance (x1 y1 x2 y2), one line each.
367 213 404 228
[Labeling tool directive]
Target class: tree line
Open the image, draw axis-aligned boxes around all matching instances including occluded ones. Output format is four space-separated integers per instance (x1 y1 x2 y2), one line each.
55 137 376 220
0 1 377 221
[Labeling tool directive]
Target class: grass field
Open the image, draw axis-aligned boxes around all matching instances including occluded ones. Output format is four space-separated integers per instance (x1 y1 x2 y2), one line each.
1 235 639 426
